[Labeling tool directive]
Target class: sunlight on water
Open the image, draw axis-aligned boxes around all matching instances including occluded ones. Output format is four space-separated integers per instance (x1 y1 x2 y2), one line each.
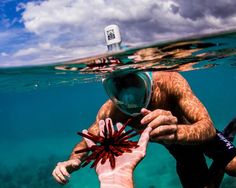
0 30 236 92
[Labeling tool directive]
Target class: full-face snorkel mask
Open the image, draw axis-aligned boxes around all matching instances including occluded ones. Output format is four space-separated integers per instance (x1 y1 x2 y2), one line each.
102 71 152 117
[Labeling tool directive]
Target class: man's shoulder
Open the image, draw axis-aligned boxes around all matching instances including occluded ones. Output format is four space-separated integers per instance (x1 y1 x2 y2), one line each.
152 71 189 96
152 71 183 82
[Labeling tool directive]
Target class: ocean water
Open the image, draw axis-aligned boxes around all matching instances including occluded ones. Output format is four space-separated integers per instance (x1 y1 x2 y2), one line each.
0 31 236 188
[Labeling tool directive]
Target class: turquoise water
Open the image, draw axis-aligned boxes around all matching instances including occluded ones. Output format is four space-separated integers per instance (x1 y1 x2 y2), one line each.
0 31 236 188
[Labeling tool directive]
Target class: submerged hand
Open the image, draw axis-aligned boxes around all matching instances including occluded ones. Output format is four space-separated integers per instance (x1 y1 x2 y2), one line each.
83 118 152 186
52 158 81 185
140 108 178 144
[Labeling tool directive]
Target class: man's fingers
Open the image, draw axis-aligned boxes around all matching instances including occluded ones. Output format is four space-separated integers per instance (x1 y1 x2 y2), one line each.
52 168 68 184
150 125 178 144
148 115 177 129
151 134 177 143
105 118 114 135
99 120 105 137
141 109 172 125
116 122 125 133
59 165 70 178
99 118 115 137
56 173 67 184
140 108 151 116
52 170 65 185
70 159 81 169
150 125 177 137
137 126 152 152
82 129 95 147
52 159 81 184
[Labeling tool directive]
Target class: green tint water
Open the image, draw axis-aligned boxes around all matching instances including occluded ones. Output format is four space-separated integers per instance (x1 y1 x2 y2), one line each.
0 31 236 188
1 67 236 188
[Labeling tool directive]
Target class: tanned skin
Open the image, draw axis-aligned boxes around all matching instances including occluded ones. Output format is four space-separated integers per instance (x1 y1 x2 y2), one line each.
70 71 215 160
53 71 236 187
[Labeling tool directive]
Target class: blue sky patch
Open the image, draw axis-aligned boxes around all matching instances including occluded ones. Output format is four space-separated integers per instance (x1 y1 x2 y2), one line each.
0 0 236 67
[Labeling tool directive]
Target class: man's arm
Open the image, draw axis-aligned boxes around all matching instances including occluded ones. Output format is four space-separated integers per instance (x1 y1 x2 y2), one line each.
70 100 115 160
52 100 115 184
170 72 216 144
69 121 99 160
141 72 215 145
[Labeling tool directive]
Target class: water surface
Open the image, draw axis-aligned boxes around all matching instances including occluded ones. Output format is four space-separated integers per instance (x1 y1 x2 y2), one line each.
0 31 236 188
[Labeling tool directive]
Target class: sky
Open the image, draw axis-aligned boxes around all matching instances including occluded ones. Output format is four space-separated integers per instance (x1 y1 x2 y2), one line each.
0 0 236 67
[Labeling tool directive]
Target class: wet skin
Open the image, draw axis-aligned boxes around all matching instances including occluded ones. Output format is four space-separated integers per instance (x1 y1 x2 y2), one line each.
70 71 215 159
53 71 236 187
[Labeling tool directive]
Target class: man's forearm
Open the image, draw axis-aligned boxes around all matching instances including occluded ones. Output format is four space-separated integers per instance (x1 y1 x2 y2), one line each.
69 139 88 160
176 119 216 144
70 122 100 160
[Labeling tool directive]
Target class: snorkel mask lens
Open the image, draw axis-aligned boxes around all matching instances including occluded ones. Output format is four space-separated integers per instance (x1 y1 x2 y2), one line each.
103 71 152 116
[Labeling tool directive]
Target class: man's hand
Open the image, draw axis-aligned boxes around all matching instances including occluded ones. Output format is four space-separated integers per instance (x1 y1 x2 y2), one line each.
52 158 81 185
140 108 178 144
83 118 152 187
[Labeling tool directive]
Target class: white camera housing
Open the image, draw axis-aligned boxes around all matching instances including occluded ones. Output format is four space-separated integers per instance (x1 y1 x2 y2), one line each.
104 25 122 51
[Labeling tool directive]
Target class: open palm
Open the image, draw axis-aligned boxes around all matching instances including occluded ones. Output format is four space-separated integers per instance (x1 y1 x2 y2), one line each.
83 118 152 177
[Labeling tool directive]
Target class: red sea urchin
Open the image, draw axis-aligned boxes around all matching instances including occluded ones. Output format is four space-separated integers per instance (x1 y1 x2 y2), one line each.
74 119 142 169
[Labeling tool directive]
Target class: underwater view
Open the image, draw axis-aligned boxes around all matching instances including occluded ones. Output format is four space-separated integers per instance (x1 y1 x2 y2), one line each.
0 31 236 188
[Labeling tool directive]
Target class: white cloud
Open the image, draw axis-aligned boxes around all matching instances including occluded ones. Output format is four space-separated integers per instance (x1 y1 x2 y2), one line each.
22 0 180 40
1 0 236 67
14 47 38 57
12 41 105 66
21 0 236 46
1 52 8 57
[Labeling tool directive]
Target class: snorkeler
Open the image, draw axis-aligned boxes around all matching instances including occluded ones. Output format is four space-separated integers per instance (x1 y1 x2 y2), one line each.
52 70 236 187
